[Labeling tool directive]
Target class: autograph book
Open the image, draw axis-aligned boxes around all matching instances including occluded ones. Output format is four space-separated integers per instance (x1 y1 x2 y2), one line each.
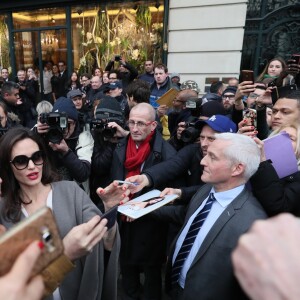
117 189 178 219
263 132 298 178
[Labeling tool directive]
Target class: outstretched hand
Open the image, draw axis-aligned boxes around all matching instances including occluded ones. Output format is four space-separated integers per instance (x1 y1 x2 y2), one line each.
97 181 131 209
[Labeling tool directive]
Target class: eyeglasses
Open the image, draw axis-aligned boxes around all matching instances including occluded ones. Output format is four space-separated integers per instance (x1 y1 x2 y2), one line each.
109 77 117 80
249 93 259 99
222 94 235 99
128 120 153 129
10 150 44 170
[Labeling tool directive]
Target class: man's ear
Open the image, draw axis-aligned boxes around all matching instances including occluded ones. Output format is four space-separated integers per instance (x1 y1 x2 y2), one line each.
151 121 157 132
231 163 245 177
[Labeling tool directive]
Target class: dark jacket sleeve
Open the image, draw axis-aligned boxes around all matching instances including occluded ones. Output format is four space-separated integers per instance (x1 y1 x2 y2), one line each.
105 61 114 72
123 62 138 81
250 160 300 216
91 142 116 177
231 106 243 128
60 150 91 182
151 204 187 226
180 185 201 204
143 144 198 188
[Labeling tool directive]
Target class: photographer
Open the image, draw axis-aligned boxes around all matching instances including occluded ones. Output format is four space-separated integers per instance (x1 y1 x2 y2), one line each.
90 96 128 209
105 55 138 92
36 97 94 191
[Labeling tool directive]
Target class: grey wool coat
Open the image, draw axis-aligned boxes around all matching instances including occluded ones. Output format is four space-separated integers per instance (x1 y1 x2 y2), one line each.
0 181 120 300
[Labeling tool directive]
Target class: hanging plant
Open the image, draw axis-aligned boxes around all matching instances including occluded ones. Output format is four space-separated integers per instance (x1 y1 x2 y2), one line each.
136 6 151 32
0 16 9 69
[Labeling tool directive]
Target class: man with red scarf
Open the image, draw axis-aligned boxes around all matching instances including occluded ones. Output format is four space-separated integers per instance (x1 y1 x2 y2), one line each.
110 103 179 300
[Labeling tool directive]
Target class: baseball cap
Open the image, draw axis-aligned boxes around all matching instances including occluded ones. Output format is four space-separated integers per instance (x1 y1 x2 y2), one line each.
108 81 123 89
195 115 237 133
52 97 78 121
67 89 82 99
221 86 237 97
170 72 180 80
180 80 199 93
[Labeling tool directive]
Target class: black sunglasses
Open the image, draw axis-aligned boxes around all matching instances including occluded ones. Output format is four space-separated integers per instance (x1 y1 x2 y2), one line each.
10 150 44 170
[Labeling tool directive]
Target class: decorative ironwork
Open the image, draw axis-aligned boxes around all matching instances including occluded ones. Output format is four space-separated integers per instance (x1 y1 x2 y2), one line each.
242 0 300 75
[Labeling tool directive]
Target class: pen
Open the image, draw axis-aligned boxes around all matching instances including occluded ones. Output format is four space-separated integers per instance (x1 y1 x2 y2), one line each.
116 180 139 186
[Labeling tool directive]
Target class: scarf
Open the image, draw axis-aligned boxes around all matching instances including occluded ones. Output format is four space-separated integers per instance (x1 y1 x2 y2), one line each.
124 131 155 178
263 74 278 79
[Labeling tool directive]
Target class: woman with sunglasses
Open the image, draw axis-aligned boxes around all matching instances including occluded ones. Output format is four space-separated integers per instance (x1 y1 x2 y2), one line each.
0 127 123 299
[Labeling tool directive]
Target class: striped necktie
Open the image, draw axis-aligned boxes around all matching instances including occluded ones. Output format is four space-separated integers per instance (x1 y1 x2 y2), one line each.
171 192 216 286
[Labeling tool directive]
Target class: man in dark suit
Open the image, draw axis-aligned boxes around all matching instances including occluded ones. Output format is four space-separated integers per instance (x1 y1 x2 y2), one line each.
156 132 267 299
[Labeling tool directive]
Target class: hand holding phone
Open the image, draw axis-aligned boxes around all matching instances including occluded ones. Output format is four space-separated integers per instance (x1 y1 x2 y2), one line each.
100 206 118 230
0 207 64 277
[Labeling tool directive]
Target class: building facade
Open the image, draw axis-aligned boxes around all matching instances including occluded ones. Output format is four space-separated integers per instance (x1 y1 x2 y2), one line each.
0 0 299 94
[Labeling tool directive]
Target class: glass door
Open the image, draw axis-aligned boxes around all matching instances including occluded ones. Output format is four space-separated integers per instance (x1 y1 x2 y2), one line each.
13 29 67 97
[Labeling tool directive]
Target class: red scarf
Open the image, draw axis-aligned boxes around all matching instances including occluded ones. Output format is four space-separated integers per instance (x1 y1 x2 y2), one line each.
124 131 155 178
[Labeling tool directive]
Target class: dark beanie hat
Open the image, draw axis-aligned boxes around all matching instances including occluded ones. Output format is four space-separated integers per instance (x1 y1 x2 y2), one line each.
222 86 237 97
200 100 226 117
95 96 123 120
52 97 78 121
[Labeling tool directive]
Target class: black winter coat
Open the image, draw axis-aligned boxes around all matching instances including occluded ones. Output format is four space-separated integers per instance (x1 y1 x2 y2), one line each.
110 131 178 265
251 160 300 216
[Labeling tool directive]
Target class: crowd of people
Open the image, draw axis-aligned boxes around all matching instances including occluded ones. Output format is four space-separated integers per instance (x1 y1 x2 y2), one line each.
0 54 300 300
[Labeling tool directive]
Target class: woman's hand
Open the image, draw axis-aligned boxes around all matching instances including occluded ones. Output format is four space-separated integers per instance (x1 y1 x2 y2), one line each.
97 181 131 209
63 215 108 261
237 119 257 137
0 242 44 300
253 137 266 162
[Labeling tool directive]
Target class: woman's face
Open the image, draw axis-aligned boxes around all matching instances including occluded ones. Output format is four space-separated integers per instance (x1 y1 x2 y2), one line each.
10 138 43 187
266 107 272 128
0 106 7 127
102 73 109 83
267 60 283 77
71 72 78 82
281 126 297 153
94 68 102 78
27 68 34 77
52 65 58 74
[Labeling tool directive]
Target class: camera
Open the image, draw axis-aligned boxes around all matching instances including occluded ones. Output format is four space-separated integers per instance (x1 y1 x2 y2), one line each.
115 55 121 61
180 117 200 144
90 119 117 139
39 112 68 144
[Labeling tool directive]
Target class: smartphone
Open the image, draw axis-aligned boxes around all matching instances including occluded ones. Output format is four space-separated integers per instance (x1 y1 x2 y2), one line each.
101 205 118 230
0 207 64 277
291 54 300 65
243 108 257 128
241 70 254 83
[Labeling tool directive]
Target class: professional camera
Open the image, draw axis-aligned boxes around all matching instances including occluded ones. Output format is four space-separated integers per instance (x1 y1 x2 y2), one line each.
39 112 68 144
115 55 121 61
180 116 200 144
90 118 121 139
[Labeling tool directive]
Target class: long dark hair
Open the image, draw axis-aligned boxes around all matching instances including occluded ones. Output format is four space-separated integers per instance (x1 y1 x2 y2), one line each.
0 127 59 222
